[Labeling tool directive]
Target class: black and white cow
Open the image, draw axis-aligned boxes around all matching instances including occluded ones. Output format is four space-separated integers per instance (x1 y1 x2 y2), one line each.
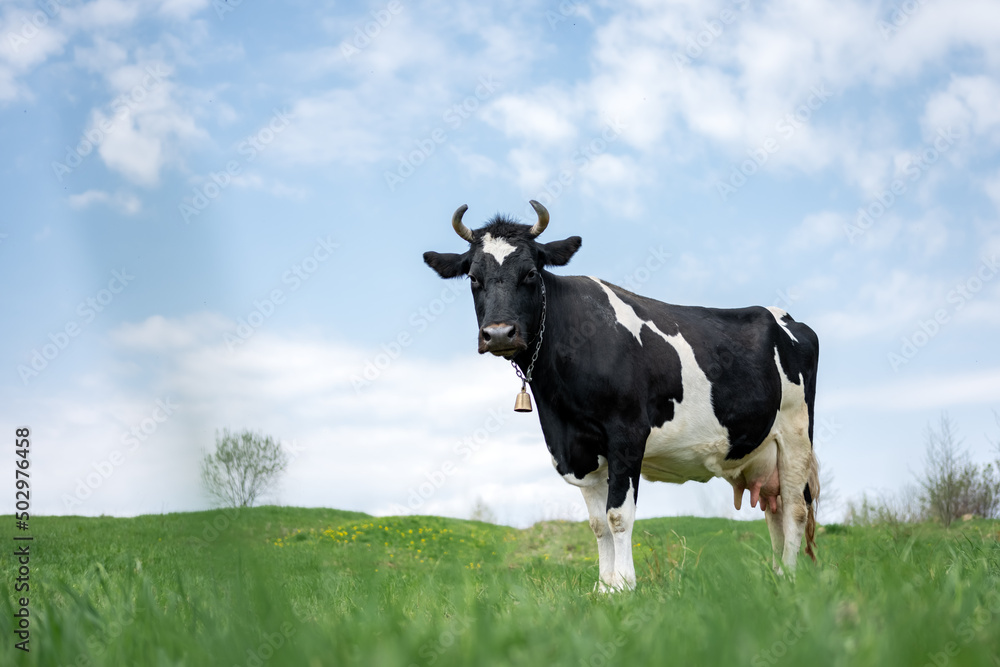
423 201 820 591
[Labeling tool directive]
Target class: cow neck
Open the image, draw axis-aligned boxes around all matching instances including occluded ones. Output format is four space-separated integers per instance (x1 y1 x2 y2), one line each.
511 273 547 386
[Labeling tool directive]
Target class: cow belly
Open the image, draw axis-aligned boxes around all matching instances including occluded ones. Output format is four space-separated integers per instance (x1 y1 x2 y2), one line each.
640 428 728 483
640 422 783 512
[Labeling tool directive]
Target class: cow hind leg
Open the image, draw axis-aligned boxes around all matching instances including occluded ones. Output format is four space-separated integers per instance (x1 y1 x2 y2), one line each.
804 452 820 561
580 475 616 592
764 499 785 575
775 431 816 573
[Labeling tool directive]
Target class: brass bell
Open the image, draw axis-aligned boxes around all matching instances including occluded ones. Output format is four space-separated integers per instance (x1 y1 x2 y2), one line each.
514 383 533 412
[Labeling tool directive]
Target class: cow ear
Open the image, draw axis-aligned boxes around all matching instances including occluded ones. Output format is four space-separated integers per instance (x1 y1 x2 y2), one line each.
538 236 582 267
423 251 470 278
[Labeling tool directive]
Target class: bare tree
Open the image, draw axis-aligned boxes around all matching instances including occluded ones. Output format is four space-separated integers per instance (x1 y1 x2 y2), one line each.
918 413 998 526
201 428 289 508
469 497 497 524
846 412 1000 526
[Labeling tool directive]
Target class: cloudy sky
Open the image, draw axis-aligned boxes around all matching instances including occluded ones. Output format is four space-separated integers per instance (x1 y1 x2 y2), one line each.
2 0 999 526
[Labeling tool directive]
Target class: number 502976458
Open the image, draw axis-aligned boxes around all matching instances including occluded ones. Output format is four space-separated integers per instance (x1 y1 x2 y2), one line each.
15 426 30 518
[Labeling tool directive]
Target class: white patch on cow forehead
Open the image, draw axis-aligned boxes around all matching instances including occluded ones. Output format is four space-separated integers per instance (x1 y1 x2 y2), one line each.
766 306 799 342
481 233 517 265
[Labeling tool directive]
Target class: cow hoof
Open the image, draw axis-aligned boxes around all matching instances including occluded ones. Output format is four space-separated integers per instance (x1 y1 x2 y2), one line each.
594 577 635 594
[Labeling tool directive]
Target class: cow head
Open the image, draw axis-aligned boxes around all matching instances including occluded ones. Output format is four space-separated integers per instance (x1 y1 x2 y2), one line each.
423 201 582 358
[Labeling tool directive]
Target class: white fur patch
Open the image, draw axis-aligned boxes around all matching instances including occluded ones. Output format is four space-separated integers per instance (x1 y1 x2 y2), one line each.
587 277 732 482
642 324 731 483
767 306 799 342
562 455 608 487
590 278 645 343
481 233 517 265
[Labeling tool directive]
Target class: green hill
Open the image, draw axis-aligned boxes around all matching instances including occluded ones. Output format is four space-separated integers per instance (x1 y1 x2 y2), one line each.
2 508 998 666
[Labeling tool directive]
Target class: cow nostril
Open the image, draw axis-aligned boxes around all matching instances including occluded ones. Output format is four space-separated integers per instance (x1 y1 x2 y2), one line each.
482 330 491 342
506 327 516 339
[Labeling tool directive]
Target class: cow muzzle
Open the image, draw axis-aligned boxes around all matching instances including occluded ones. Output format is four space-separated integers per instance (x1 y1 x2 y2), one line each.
479 323 525 357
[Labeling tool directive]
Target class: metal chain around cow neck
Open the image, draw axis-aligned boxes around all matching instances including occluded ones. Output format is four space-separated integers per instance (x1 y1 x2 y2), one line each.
511 274 546 412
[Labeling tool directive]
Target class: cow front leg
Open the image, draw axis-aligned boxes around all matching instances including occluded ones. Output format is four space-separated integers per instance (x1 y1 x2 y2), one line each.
605 469 638 591
579 472 616 592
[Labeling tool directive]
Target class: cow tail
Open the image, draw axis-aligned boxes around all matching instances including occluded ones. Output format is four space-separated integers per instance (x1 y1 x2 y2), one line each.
804 451 820 561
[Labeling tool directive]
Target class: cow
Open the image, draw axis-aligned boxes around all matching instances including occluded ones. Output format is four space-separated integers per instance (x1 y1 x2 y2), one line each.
423 200 820 591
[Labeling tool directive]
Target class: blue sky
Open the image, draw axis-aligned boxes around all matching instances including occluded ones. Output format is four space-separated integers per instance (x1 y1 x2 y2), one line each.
2 0 999 525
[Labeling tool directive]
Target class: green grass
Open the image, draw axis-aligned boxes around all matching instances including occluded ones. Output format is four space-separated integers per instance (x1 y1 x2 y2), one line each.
2 508 999 666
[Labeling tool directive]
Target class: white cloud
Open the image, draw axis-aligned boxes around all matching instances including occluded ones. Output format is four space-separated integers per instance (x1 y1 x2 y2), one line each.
447 145 499 179
826 367 1000 412
784 211 846 252
0 8 68 101
227 173 308 199
68 189 141 214
86 61 204 185
274 89 389 166
482 0 1000 201
272 3 538 173
62 0 140 31
923 75 1000 147
111 312 231 350
483 89 580 146
813 270 941 341
74 36 128 72
157 0 210 20
984 170 1000 213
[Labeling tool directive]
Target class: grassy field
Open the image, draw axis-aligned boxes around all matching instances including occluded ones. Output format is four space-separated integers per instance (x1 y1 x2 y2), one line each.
2 507 999 666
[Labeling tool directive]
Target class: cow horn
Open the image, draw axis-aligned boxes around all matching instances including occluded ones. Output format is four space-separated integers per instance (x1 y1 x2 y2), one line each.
452 204 474 243
528 200 549 237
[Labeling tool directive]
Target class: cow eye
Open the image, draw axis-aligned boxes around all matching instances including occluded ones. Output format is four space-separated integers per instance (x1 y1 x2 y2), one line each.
523 268 538 283
468 274 481 286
